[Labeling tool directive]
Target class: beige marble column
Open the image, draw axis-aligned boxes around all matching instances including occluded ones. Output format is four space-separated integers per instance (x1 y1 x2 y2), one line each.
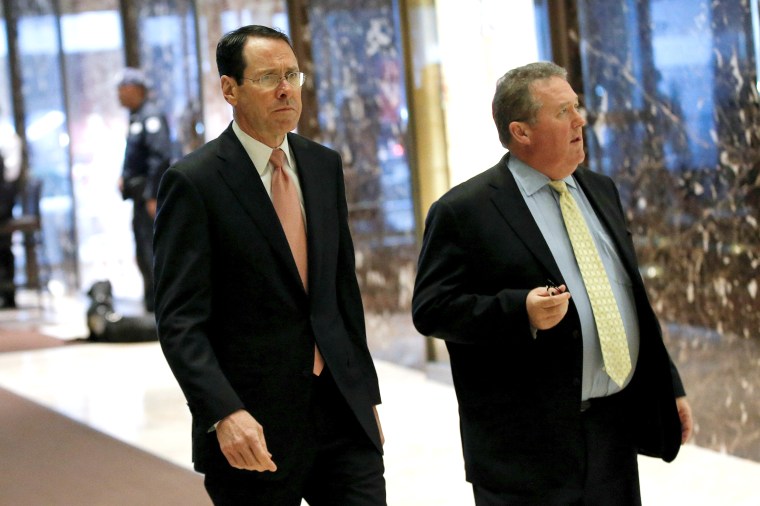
400 0 450 362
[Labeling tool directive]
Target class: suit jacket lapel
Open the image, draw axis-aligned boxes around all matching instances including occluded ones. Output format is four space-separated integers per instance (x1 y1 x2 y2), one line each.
488 154 564 284
214 125 305 290
289 132 328 293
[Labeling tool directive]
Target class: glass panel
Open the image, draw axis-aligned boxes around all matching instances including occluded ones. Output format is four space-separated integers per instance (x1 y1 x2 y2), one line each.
15 0 77 289
532 0 554 62
435 0 540 185
0 3 12 124
577 0 760 462
133 0 198 158
59 0 131 297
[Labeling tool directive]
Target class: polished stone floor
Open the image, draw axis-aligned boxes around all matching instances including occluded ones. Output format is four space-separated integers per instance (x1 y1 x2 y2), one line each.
1 292 759 505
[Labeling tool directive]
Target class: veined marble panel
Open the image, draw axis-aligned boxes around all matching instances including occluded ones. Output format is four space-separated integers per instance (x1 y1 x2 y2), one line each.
306 0 418 318
578 0 760 461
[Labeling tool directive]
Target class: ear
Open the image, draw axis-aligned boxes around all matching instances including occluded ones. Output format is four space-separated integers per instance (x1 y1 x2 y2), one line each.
509 121 531 146
220 75 239 106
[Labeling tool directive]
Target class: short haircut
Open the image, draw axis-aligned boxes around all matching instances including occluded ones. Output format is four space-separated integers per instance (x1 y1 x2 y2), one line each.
216 25 294 83
492 61 568 148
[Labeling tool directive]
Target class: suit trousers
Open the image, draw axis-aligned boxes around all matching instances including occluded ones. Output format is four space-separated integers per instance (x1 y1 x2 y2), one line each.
131 199 154 312
473 392 641 506
204 369 386 506
0 233 14 307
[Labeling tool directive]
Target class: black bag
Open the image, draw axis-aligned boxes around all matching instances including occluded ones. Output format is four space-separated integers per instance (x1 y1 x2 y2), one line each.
121 175 147 201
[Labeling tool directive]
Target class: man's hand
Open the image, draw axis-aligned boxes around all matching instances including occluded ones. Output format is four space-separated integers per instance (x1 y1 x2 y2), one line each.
373 405 385 446
676 396 693 444
216 409 277 472
526 285 571 330
145 198 157 218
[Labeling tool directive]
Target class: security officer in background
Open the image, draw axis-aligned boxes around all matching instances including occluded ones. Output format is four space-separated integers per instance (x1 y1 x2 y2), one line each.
0 117 22 309
117 67 172 313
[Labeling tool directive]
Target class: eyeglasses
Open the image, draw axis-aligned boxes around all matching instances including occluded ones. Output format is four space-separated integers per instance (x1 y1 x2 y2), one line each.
243 72 306 90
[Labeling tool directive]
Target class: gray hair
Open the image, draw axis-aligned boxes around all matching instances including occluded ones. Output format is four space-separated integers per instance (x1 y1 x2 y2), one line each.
492 61 568 148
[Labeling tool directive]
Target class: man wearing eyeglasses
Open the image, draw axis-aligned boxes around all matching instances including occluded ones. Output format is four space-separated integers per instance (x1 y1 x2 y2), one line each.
153 25 386 505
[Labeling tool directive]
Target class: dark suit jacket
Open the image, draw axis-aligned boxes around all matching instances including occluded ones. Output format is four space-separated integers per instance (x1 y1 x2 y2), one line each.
154 125 382 477
412 153 684 493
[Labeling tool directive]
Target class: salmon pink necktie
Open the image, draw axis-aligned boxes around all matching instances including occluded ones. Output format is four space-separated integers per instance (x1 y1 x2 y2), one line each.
270 148 324 376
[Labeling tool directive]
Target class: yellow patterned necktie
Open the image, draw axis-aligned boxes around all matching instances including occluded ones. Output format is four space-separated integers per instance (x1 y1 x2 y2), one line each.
548 180 631 387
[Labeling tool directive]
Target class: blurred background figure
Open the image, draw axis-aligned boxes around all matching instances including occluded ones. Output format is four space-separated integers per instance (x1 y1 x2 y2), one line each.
116 67 172 313
0 114 22 309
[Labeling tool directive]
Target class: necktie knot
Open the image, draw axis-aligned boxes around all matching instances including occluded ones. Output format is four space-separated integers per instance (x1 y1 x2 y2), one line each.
270 148 286 172
548 180 568 195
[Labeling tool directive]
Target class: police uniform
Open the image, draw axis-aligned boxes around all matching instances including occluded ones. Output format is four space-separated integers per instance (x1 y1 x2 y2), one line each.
0 124 21 308
122 99 171 312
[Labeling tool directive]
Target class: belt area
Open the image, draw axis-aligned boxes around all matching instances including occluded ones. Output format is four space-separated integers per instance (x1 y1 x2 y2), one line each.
580 392 624 413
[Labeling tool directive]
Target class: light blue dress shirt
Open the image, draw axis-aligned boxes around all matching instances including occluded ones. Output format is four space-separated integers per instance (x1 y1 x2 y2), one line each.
508 156 640 399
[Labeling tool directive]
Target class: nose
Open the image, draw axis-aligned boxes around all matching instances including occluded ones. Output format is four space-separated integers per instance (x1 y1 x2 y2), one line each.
576 107 588 126
573 107 587 127
275 78 293 98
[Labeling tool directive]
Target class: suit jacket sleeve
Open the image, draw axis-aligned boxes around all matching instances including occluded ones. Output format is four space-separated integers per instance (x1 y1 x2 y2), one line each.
153 167 244 430
412 198 532 345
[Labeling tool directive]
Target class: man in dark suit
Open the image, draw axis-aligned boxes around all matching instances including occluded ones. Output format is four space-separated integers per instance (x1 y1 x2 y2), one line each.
412 62 693 505
153 25 385 505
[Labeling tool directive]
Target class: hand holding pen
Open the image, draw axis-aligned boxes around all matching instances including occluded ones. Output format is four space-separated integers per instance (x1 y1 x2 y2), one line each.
526 278 571 330
545 278 565 297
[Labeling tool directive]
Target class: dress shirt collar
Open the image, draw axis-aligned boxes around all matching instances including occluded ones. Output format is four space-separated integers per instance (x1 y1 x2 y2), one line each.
231 120 294 174
508 154 577 196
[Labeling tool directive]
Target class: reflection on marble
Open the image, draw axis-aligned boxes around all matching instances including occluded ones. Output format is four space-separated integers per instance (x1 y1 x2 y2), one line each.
306 0 418 316
577 0 759 461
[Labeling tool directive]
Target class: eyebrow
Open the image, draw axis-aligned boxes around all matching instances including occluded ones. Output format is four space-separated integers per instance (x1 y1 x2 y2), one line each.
557 98 579 109
252 65 300 75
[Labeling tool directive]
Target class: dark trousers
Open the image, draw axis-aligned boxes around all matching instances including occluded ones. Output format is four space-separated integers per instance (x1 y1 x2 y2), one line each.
0 233 15 307
204 371 386 506
132 200 154 312
1 184 16 307
473 394 641 506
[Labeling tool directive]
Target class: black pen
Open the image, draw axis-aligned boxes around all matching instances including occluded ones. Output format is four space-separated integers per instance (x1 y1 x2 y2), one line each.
546 278 559 296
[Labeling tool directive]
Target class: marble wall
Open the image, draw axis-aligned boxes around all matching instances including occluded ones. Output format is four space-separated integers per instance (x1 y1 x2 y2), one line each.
577 0 760 461
293 0 425 367
304 0 421 365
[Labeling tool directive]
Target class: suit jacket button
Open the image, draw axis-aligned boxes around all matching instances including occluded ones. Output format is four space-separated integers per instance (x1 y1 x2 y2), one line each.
572 330 580 339
573 378 581 386
302 369 312 378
